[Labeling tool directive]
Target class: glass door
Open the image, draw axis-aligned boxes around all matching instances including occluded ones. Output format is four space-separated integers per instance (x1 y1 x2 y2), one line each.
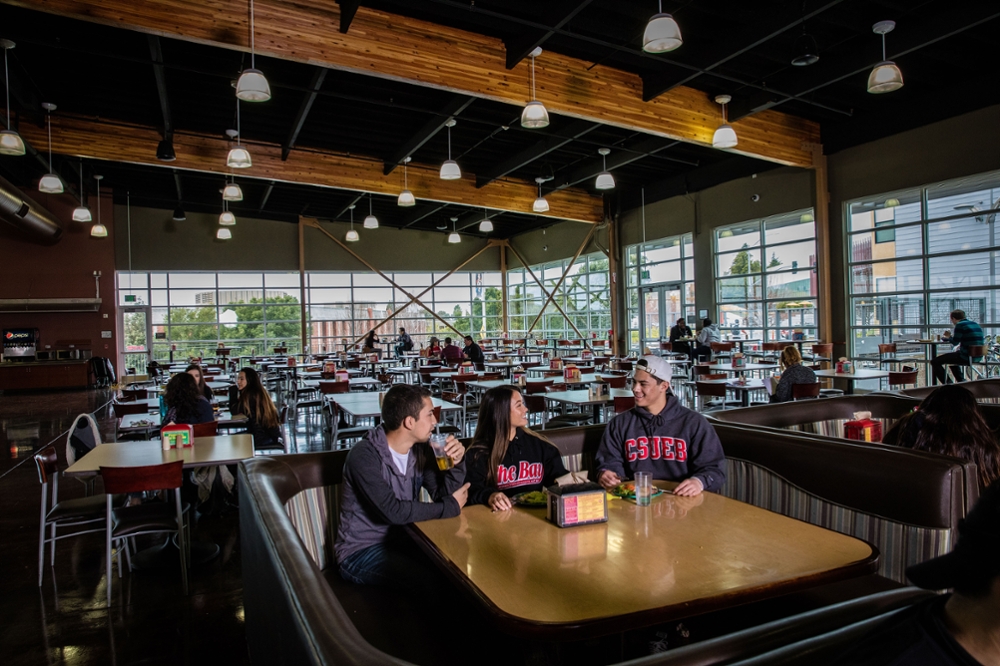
121 306 152 375
639 284 682 352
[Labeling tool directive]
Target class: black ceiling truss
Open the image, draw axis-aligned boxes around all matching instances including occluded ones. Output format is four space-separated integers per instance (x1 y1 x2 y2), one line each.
258 180 275 211
400 201 451 228
475 119 597 188
334 193 366 220
282 67 327 161
146 35 173 143
382 95 475 175
502 0 597 69
545 136 682 195
338 0 361 34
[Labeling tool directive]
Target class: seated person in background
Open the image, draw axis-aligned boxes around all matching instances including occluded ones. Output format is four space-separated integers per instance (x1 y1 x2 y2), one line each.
423 336 442 359
164 372 215 425
695 317 721 362
234 367 282 450
596 355 725 497
362 330 380 354
462 335 485 367
335 384 468 595
466 386 568 511
440 337 463 365
394 327 413 358
770 346 817 403
836 480 1000 666
186 363 214 401
882 384 1000 493
669 317 693 358
932 309 985 385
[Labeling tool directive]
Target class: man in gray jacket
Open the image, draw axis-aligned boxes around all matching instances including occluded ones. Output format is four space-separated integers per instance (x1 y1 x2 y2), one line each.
335 384 469 593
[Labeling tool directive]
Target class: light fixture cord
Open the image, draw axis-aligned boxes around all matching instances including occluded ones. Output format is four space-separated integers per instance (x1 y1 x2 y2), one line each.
369 194 373 215
447 123 452 159
3 47 10 128
350 206 354 229
46 111 53 170
96 179 100 226
236 100 242 143
403 162 408 189
530 54 536 101
79 159 85 205
722 100 728 124
658 0 663 13
881 32 887 61
249 0 256 68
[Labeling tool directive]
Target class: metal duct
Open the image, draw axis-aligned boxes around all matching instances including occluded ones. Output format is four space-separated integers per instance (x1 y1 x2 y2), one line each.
0 173 63 243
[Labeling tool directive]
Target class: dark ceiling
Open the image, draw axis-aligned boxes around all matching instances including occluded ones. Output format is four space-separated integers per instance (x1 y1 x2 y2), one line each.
0 0 996 239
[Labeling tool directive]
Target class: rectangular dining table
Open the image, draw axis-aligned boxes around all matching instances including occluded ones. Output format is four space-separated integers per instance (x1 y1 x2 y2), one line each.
814 368 889 394
543 388 634 424
409 481 877 639
64 434 255 476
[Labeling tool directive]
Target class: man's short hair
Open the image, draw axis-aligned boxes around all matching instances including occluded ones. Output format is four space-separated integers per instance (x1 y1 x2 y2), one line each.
399 327 406 332
381 384 431 432
677 318 686 324
951 309 967 321
444 337 452 345
464 335 473 342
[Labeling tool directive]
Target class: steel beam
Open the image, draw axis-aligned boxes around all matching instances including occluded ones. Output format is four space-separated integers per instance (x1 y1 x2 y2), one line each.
382 95 475 175
502 0 595 69
282 67 327 161
475 120 596 188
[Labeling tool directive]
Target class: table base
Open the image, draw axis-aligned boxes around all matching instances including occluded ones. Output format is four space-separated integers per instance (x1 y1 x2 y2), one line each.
131 537 220 570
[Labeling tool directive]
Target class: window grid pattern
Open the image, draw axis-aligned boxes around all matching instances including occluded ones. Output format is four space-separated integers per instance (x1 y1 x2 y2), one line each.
625 234 695 350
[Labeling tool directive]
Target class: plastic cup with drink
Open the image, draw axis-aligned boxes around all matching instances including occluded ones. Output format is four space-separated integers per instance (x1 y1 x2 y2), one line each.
429 430 453 471
635 471 653 507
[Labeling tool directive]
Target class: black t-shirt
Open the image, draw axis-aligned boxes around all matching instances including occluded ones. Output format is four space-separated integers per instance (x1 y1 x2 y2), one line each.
464 342 485 364
465 428 568 505
834 596 982 666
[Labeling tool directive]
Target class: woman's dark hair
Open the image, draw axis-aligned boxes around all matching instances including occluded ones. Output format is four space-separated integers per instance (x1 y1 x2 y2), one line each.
883 385 1000 491
470 386 555 487
165 372 203 421
235 367 280 429
365 330 377 344
185 363 212 398
381 384 432 431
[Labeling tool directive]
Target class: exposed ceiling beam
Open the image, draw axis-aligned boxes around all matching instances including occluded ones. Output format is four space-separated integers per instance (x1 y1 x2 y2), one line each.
337 0 359 34
626 157 779 209
15 0 821 168
545 137 681 194
640 0 845 102
172 169 183 201
383 95 475 175
282 66 327 161
334 193 364 220
258 180 274 211
475 119 596 188
146 35 172 141
22 113 602 222
401 201 450 229
502 0 595 69
728 4 1000 121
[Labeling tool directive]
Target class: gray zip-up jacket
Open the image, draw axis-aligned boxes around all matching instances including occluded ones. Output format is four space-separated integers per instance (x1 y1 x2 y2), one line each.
334 425 466 563
595 397 726 492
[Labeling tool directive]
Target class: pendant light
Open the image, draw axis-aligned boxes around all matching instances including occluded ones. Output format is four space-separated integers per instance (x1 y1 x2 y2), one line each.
520 47 549 129
479 208 493 233
219 201 236 226
156 137 176 161
712 95 738 149
791 31 820 67
72 160 92 222
595 148 615 190
217 227 232 240
226 105 252 168
363 194 378 229
439 119 461 180
236 0 271 102
173 205 186 221
642 2 683 53
222 178 243 201
532 176 550 213
0 40 25 156
38 103 64 194
448 217 460 244
90 175 107 238
397 156 415 206
345 203 359 242
868 21 903 94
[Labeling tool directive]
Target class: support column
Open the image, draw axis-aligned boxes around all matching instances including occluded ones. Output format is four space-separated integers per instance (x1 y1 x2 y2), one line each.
298 217 308 355
607 217 621 356
500 241 508 337
809 143 832 345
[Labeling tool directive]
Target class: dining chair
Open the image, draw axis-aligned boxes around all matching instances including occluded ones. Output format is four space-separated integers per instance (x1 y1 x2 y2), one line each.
192 421 218 438
888 370 919 390
603 375 628 389
791 382 821 401
34 446 107 586
100 461 189 607
113 401 148 417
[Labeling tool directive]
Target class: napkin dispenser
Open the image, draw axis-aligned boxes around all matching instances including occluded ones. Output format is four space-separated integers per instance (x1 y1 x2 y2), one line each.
460 362 476 374
835 357 854 374
845 411 882 442
731 352 746 368
563 364 581 381
547 482 608 528
161 424 194 450
550 358 564 371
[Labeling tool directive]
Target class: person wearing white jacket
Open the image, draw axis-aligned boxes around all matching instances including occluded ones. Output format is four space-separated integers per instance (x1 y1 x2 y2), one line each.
694 318 721 362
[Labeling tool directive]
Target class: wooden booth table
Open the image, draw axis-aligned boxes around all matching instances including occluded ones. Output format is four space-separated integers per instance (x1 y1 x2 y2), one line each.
409 481 877 639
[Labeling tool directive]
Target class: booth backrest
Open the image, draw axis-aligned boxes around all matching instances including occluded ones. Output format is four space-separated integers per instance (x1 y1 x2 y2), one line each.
714 421 976 582
897 378 1000 402
708 394 920 435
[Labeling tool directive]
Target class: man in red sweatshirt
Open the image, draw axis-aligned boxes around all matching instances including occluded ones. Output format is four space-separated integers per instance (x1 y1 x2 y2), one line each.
595 355 725 497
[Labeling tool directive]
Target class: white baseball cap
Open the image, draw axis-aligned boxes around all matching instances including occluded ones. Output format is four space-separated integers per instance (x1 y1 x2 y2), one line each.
635 355 672 383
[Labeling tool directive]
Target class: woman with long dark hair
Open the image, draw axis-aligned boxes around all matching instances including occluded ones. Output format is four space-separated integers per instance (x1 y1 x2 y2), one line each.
466 386 567 511
883 384 1000 491
186 363 214 401
362 330 380 354
234 367 282 449
164 372 215 425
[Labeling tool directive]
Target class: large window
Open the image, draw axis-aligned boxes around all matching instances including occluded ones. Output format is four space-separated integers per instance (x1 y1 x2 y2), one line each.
714 209 818 342
506 252 610 340
847 170 1000 361
625 234 695 350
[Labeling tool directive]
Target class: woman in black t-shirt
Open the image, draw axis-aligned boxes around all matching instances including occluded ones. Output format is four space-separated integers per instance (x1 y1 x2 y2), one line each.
466 386 567 511
164 372 215 425
234 367 282 449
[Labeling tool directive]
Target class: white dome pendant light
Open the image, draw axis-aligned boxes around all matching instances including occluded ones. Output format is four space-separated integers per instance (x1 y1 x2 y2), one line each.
38 103 64 194
0 40 25 156
712 95 738 149
226 103 252 168
479 208 493 233
642 1 683 54
439 119 461 180
448 217 461 244
520 47 550 129
222 177 243 201
363 194 378 229
219 200 236 226
595 148 615 190
236 0 271 102
72 160 92 222
533 177 549 212
346 203 359 242
398 156 415 206
867 20 903 94
90 175 108 238
216 227 232 240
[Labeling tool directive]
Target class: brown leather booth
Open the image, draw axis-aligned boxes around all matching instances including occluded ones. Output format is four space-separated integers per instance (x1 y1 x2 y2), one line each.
896 377 1000 402
707 393 920 432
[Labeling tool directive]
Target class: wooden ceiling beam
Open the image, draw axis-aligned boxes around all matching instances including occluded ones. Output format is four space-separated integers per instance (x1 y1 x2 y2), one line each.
10 0 821 168
15 112 603 223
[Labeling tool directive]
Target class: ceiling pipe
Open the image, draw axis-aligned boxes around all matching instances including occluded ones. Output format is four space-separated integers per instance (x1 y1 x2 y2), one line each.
0 173 63 243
